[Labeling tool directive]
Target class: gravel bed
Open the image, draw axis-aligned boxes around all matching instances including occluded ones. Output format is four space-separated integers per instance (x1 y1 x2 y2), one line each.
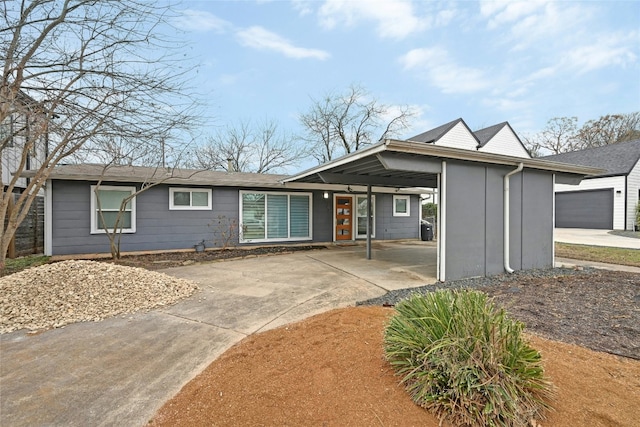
357 266 594 306
0 260 198 334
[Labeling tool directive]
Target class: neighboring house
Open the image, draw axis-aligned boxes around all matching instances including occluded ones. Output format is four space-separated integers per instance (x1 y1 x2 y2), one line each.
542 139 640 230
474 122 531 158
27 118 599 281
408 118 531 158
1 91 49 191
1 91 48 256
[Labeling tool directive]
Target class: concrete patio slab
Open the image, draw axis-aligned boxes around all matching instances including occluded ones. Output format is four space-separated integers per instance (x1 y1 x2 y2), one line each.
0 242 437 427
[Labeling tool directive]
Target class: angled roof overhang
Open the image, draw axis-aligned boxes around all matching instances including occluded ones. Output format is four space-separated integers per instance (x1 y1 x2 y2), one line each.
284 139 604 188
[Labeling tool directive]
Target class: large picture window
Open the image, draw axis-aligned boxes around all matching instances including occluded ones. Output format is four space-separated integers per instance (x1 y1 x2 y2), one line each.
169 187 212 210
90 185 136 234
240 191 312 243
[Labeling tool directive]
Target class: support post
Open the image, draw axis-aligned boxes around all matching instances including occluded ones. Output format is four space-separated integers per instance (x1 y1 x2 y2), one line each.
366 185 372 260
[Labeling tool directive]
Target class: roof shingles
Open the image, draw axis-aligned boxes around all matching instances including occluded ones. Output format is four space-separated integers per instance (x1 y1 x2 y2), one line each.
541 139 640 177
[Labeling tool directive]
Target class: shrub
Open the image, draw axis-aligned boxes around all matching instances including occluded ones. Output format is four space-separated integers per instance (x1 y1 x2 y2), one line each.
384 290 554 427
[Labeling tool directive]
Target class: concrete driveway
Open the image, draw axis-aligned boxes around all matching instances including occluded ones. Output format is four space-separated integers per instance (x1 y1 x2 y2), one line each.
555 228 640 249
0 241 436 427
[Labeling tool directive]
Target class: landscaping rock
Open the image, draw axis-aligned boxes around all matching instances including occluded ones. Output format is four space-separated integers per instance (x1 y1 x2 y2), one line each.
0 260 198 333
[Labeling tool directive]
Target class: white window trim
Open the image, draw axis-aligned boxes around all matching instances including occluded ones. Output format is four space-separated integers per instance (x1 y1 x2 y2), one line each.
239 190 313 243
393 195 411 217
90 185 137 234
169 187 212 210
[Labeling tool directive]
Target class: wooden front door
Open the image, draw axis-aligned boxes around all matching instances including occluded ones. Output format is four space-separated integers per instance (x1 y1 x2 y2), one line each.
335 196 353 241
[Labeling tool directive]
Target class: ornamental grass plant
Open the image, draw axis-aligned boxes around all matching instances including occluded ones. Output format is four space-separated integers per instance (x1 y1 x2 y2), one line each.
384 290 554 427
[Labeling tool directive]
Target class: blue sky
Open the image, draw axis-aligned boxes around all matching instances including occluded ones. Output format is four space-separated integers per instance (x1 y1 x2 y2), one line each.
171 0 639 164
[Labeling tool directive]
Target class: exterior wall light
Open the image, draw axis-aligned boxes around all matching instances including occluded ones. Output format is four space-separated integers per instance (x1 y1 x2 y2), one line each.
323 191 329 199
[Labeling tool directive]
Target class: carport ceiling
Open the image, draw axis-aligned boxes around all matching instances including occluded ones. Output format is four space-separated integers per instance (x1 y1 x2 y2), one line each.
301 152 440 188
285 139 603 189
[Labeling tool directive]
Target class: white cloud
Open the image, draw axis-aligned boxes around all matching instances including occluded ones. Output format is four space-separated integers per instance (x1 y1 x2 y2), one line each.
400 47 491 94
236 26 330 60
174 9 232 33
562 31 638 73
480 0 548 30
318 0 422 39
291 0 314 16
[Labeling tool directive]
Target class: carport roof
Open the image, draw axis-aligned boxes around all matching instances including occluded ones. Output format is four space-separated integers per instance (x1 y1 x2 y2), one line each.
284 139 604 188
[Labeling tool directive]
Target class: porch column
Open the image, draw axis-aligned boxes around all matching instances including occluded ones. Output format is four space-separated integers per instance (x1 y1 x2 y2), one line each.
366 184 372 260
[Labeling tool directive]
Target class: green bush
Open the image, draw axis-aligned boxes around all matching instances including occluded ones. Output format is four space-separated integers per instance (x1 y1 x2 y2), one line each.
384 290 554 427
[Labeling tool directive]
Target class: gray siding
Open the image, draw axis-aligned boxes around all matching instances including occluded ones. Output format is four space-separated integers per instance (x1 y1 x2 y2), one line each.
52 181 239 255
375 194 420 240
444 162 554 281
51 181 420 255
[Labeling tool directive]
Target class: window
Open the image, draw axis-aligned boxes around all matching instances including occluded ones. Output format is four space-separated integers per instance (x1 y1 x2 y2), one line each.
393 195 410 217
90 185 136 234
356 195 375 238
240 191 312 242
169 187 212 210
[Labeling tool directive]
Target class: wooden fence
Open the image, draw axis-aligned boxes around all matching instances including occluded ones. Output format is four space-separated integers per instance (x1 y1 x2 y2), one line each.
5 193 44 257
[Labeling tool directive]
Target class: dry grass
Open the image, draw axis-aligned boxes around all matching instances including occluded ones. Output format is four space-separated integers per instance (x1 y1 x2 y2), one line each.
555 243 640 267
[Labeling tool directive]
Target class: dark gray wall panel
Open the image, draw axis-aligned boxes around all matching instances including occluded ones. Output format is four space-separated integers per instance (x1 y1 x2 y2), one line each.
484 167 506 276
555 189 613 229
508 173 523 271
445 162 486 280
522 170 554 269
443 164 555 281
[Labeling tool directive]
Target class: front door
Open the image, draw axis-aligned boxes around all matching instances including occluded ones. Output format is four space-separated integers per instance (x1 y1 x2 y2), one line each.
335 196 353 240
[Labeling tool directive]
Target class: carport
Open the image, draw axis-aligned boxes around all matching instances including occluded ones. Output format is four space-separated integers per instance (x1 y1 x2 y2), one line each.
285 139 601 281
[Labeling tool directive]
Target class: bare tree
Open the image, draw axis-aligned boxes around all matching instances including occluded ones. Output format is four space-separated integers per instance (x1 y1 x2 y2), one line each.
524 113 640 157
1 0 201 269
522 117 580 156
92 164 203 260
575 112 640 148
189 119 304 173
299 84 414 163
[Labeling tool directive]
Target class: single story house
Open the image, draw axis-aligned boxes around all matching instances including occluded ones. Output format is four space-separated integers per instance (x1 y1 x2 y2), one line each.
37 163 423 257
542 139 640 230
26 123 599 281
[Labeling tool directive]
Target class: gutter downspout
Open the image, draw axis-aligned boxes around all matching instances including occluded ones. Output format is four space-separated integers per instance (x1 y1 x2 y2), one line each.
504 163 524 274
